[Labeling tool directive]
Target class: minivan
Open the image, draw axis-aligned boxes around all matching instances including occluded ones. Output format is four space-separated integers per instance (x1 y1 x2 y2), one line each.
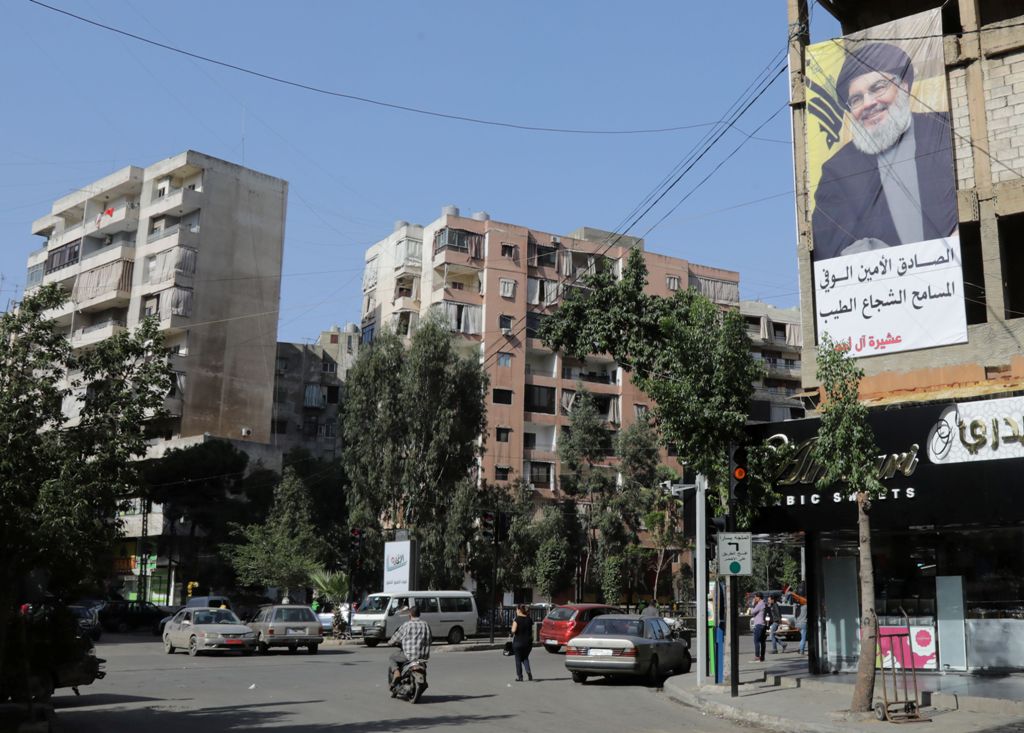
186 595 232 610
350 591 477 646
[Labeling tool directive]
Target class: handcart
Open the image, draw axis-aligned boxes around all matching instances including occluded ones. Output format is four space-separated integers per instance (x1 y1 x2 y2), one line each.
872 608 929 724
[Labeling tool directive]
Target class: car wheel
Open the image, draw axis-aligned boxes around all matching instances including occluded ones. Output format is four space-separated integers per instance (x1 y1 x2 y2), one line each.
188 636 200 657
257 635 269 654
288 645 298 654
678 651 692 675
571 671 588 684
447 627 464 645
307 644 319 655
365 639 380 648
544 645 561 654
116 621 129 634
163 636 175 655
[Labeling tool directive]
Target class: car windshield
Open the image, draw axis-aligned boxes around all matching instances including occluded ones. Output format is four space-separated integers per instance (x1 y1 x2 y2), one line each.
194 609 240 625
359 596 391 613
546 607 576 621
276 607 316 623
584 618 643 637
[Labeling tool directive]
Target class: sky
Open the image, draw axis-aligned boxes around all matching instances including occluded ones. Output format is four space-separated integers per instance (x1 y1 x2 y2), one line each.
0 1 841 344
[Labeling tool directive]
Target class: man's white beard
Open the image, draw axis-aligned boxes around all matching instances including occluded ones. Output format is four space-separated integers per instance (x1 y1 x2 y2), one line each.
850 91 912 156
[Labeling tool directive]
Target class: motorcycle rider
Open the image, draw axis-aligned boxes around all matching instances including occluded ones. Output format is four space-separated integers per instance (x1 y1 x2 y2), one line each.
388 603 432 686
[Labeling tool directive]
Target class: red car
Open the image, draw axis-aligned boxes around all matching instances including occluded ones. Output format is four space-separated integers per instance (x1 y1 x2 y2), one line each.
539 604 622 653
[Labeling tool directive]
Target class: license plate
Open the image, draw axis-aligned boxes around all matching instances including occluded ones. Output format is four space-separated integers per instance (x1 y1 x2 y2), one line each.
287 627 304 635
544 640 559 646
351 625 363 633
226 639 242 645
588 648 613 656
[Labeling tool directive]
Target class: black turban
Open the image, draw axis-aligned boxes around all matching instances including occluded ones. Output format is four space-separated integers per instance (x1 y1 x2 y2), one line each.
835 42 914 107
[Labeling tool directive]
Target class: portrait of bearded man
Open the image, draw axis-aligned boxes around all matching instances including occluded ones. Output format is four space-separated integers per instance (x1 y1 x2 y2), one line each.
810 42 958 262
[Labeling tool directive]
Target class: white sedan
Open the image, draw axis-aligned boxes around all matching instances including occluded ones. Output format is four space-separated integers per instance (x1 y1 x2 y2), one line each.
163 607 258 656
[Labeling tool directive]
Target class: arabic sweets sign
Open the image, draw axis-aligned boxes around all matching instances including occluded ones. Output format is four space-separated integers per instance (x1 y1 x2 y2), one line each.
806 9 966 356
927 395 1024 464
816 238 967 356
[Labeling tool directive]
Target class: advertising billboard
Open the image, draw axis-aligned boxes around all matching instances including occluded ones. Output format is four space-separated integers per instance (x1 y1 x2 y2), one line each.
383 540 415 593
805 9 966 356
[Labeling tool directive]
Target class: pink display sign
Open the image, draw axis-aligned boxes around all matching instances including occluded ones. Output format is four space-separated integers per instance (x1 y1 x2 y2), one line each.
875 626 937 670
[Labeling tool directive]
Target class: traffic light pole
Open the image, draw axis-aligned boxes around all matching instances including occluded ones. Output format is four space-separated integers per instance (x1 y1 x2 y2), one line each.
489 526 499 644
695 473 707 688
726 512 739 698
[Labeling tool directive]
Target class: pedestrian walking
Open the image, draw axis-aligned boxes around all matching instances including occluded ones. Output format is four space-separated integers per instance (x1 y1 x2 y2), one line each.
510 604 534 681
640 601 660 618
796 600 808 654
767 595 788 653
750 592 766 662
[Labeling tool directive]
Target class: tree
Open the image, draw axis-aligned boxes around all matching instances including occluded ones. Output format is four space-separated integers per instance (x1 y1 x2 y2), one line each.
811 334 884 713
531 505 572 602
225 468 327 599
285 448 347 568
0 284 171 684
342 316 488 589
541 248 761 504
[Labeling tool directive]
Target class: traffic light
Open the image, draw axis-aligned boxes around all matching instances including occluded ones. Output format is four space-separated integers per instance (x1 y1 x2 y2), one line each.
350 527 363 553
186 581 199 599
497 512 511 542
481 511 496 542
729 443 750 506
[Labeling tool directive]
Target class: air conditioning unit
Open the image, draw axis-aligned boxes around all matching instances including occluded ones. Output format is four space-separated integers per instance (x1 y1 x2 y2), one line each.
501 327 512 336
240 427 253 437
551 236 561 244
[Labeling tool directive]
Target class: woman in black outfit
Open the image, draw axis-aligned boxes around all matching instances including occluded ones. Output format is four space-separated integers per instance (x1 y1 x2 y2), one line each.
510 604 534 681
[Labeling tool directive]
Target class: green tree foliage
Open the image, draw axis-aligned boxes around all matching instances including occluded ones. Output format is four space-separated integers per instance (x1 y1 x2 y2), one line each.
811 334 883 712
310 568 349 607
738 543 801 598
224 468 327 598
342 316 488 589
0 284 171 681
541 248 761 501
531 505 572 602
285 448 347 567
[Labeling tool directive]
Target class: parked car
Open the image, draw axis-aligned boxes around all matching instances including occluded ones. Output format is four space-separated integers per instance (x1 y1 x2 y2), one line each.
565 614 691 685
68 605 102 641
186 595 233 610
97 600 169 634
539 604 622 653
248 604 323 654
162 607 257 656
350 591 476 646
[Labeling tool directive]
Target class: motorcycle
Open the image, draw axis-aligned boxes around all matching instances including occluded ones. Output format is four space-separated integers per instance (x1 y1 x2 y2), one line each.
389 659 428 703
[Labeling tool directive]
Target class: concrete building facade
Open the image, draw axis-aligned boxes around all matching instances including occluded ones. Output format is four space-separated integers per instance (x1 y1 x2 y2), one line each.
360 206 740 497
24 151 288 603
740 300 805 422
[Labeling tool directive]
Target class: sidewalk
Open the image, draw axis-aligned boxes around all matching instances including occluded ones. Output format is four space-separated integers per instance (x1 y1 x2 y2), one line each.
663 652 1024 733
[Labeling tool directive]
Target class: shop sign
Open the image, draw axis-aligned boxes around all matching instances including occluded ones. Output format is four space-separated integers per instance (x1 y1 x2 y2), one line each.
928 395 1024 464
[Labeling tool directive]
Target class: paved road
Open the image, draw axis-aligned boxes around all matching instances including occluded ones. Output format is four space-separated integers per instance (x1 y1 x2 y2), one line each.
53 635 759 732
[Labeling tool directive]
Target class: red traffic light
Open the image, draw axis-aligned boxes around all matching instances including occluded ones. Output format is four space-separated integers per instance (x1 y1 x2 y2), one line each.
350 528 362 538
732 467 747 481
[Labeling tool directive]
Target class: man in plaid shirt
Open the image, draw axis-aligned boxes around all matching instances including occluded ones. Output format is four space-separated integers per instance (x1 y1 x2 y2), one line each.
388 604 432 684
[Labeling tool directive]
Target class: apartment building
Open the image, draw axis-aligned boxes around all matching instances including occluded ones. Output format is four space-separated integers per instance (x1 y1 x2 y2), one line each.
750 0 1024 673
25 151 288 603
360 206 740 496
273 324 360 461
740 301 804 422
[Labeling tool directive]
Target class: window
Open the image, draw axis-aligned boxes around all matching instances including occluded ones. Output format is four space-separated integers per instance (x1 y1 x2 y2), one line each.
326 386 340 404
450 281 465 290
528 242 557 267
497 352 512 367
330 334 339 344
634 403 649 418
324 421 337 438
501 243 516 258
526 312 548 338
525 385 556 414
322 360 337 374
303 417 318 437
440 596 473 613
499 314 513 331
530 462 552 488
496 427 511 442
495 466 511 481
523 432 536 449
142 295 160 318
44 240 81 274
667 275 680 291
499 278 516 298
361 325 375 344
26 263 43 289
272 419 288 435
493 389 513 405
275 356 289 373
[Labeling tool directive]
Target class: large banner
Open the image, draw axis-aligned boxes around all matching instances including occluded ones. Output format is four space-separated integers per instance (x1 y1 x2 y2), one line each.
383 540 414 593
806 9 966 356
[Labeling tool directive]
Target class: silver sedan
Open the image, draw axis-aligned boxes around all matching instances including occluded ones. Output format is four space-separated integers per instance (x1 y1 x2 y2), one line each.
163 607 258 656
565 614 692 685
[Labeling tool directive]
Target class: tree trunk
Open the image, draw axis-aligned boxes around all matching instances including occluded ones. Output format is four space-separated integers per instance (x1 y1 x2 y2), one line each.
850 492 877 712
652 549 664 604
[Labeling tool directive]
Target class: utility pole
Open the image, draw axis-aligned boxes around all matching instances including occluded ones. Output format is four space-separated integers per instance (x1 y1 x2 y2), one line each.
695 474 707 688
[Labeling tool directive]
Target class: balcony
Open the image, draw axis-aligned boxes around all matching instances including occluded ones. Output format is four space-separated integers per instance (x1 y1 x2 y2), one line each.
71 318 127 348
146 186 201 217
88 203 140 237
754 385 803 403
762 360 801 379
562 367 617 386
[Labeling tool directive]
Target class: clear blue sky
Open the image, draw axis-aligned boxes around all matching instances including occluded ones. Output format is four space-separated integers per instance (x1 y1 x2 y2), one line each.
1 1 840 343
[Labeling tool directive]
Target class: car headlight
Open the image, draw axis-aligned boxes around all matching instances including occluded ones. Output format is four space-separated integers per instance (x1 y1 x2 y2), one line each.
243 631 257 638
373 621 385 628
200 632 222 640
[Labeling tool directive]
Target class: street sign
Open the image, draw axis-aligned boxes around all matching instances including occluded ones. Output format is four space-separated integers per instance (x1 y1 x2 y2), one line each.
717 532 752 576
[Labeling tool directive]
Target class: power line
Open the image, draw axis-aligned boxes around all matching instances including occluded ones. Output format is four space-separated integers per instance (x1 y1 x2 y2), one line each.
29 0 736 137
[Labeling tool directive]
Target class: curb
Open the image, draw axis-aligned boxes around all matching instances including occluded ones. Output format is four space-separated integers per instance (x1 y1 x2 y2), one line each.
662 678 865 733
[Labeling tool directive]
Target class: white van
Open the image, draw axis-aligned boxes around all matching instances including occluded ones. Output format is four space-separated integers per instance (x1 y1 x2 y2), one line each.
351 590 477 646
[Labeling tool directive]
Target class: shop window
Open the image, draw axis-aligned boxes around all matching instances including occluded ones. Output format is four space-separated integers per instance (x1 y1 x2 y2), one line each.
1000 214 1024 320
960 222 986 325
493 389 513 405
496 427 511 443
